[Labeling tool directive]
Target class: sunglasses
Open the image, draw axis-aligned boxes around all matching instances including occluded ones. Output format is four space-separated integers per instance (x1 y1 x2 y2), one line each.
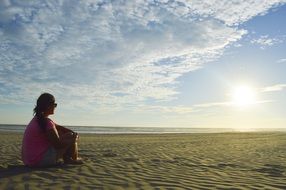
50 102 57 107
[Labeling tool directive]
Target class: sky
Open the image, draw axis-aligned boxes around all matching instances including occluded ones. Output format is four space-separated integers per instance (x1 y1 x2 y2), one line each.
0 0 286 129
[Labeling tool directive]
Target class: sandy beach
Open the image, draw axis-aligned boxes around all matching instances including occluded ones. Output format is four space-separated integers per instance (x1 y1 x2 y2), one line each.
0 132 286 189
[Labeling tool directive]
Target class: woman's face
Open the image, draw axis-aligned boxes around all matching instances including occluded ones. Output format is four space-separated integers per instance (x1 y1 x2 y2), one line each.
45 101 57 116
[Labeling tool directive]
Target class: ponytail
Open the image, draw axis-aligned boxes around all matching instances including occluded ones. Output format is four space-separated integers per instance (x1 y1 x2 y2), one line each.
33 106 48 132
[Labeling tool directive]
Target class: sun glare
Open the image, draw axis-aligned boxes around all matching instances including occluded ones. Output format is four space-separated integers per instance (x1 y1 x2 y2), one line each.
231 85 257 107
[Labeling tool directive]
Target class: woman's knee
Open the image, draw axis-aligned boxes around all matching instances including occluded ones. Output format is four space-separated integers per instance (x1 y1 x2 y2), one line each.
61 132 78 140
60 132 74 139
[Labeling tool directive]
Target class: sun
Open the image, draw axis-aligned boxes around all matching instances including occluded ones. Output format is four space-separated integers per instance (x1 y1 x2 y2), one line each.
231 85 257 107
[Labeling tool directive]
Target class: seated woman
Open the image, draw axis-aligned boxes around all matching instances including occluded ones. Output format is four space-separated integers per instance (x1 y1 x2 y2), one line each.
22 93 83 167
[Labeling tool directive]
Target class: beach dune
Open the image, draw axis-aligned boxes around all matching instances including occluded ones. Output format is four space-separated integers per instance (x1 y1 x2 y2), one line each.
0 132 286 189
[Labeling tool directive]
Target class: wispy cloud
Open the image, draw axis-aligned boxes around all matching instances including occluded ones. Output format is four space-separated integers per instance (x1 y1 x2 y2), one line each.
0 0 285 112
134 98 274 115
277 58 286 63
193 102 231 108
262 84 286 92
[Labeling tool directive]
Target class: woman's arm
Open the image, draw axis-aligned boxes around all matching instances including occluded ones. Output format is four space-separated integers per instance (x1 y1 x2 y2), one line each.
54 124 79 142
46 128 75 149
55 124 73 134
46 128 63 149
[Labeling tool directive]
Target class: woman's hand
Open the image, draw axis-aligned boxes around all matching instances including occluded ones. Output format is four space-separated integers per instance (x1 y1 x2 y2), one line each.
63 132 78 143
69 132 79 142
73 132 79 141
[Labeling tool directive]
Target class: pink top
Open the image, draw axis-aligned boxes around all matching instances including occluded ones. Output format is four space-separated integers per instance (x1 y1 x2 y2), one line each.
21 116 56 166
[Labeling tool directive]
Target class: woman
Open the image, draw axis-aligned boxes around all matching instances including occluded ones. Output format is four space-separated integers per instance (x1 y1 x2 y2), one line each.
22 93 83 167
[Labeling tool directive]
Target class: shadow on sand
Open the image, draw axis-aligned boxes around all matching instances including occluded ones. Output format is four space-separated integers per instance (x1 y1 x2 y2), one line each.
0 163 65 179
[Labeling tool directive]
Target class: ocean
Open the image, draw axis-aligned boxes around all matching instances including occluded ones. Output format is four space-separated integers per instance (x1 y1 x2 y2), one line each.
0 124 285 134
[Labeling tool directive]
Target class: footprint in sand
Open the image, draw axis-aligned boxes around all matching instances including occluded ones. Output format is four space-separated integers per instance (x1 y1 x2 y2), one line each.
102 152 118 157
123 157 139 162
253 164 285 177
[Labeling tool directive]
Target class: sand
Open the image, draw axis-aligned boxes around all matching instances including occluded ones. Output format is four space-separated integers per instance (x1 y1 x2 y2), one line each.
0 132 286 189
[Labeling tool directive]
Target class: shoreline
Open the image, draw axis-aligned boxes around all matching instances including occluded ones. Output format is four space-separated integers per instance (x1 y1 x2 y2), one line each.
1 124 286 134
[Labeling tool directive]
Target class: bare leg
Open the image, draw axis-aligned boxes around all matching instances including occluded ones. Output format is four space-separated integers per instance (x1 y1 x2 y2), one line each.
63 141 78 162
56 133 83 164
71 142 78 160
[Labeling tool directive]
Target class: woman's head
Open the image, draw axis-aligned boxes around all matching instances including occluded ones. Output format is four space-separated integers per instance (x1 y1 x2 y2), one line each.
34 93 57 116
34 93 57 131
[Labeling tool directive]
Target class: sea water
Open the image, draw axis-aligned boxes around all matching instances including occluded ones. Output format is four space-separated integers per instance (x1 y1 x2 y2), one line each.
0 124 235 134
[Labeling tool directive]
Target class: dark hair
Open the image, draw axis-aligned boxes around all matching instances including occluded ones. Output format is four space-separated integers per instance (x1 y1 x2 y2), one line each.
33 93 55 132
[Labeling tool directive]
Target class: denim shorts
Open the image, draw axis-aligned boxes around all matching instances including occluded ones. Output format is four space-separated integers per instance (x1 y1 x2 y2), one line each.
38 147 57 167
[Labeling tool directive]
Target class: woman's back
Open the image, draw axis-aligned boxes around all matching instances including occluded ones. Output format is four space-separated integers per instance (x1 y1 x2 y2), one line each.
21 117 55 166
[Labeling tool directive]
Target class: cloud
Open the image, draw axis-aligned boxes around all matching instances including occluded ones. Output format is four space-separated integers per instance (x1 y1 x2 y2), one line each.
277 58 286 63
173 0 286 26
251 35 283 49
133 98 274 115
262 84 286 92
0 0 285 112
